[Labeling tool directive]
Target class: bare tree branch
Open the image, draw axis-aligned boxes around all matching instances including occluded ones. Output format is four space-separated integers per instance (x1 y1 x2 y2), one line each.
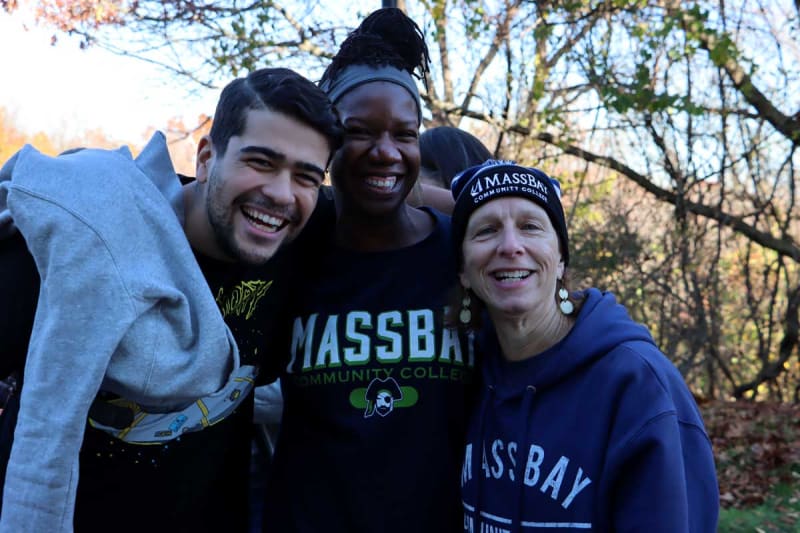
668 2 800 143
457 1 521 114
733 283 800 397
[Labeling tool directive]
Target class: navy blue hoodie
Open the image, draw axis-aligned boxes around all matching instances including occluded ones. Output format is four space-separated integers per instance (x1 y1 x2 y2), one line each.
461 288 718 532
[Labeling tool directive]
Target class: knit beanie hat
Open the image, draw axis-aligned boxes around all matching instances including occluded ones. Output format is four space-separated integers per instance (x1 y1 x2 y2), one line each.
450 160 569 269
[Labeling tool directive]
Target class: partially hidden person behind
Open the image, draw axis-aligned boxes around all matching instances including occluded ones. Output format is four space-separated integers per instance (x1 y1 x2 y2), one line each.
0 67 341 532
450 160 719 532
263 8 475 533
419 126 492 189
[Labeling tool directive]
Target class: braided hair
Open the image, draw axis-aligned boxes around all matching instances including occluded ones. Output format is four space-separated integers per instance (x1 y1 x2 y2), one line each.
320 7 430 90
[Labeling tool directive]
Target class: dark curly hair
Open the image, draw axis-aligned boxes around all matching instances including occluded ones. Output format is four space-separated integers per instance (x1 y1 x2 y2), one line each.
320 7 430 90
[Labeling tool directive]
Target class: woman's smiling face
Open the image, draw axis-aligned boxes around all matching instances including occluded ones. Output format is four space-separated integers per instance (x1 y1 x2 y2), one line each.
460 197 565 320
329 81 420 219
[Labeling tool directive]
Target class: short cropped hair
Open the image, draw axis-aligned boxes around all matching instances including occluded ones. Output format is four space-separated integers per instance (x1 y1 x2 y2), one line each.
210 67 342 159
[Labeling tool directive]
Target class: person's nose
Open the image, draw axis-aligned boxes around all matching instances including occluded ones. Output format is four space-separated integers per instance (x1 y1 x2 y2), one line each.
370 133 402 164
497 227 524 257
262 169 294 206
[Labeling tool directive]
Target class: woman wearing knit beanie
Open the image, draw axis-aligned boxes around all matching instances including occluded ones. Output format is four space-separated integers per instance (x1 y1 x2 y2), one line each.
451 159 719 532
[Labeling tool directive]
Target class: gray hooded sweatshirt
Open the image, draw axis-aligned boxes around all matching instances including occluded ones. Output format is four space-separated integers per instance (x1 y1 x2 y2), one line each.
0 133 243 532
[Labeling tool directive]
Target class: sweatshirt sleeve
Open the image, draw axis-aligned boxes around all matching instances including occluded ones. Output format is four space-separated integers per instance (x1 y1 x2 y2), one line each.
0 189 137 533
608 411 719 533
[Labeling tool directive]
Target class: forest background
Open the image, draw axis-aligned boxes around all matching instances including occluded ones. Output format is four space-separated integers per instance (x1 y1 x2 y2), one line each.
1 0 799 530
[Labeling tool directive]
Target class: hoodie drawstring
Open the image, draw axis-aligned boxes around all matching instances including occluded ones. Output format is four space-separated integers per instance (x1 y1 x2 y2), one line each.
474 383 494 531
513 384 537 533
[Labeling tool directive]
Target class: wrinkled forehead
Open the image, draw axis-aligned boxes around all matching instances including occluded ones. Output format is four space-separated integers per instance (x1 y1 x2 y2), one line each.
468 196 551 223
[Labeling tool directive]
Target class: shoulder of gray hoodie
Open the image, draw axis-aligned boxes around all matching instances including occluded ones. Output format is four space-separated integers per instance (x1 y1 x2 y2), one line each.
0 133 237 533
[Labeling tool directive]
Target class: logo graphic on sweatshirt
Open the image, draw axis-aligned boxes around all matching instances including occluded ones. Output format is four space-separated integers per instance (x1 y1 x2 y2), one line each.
216 280 272 319
349 377 419 418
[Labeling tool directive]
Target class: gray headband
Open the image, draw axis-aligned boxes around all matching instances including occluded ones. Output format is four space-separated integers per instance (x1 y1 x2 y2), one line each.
320 64 422 122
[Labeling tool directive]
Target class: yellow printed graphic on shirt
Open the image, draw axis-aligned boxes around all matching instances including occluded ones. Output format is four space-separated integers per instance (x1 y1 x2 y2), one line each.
215 280 272 320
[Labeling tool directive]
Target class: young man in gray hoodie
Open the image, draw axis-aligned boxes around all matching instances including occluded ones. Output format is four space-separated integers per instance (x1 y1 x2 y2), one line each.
0 67 341 533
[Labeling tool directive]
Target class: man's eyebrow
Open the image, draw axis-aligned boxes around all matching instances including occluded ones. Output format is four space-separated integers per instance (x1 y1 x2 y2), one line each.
240 145 285 161
296 161 325 178
240 146 324 177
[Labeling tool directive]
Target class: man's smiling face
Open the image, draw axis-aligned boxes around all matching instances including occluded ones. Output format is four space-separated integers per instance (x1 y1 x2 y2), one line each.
199 107 330 265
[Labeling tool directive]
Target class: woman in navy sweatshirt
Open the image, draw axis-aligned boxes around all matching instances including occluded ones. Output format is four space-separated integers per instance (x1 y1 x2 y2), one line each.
449 160 719 532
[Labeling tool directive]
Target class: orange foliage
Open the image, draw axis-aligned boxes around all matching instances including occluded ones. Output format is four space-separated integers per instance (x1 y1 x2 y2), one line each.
0 105 125 163
0 106 206 178
144 114 211 177
0 108 30 163
3 0 128 33
0 108 62 162
79 128 124 150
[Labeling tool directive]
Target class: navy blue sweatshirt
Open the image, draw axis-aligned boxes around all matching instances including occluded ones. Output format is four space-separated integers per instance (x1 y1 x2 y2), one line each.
461 288 718 532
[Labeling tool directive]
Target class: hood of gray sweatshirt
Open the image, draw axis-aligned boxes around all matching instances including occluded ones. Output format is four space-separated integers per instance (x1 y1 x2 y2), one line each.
0 133 240 532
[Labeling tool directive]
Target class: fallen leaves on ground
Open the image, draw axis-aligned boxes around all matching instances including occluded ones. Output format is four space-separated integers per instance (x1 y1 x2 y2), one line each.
700 400 800 509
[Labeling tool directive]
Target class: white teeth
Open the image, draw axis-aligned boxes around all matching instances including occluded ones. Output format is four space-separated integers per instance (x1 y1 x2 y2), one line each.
366 176 397 189
494 270 531 281
242 207 284 231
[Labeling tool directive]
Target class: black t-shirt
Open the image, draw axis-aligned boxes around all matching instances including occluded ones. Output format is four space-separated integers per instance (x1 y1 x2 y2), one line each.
264 209 472 533
0 231 38 509
0 231 39 379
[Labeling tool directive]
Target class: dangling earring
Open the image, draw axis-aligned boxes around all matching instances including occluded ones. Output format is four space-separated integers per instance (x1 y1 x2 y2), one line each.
558 283 574 315
460 290 472 325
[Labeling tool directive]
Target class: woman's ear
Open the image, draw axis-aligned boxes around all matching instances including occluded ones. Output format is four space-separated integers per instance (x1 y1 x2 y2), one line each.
557 259 565 280
459 271 471 290
195 136 214 183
